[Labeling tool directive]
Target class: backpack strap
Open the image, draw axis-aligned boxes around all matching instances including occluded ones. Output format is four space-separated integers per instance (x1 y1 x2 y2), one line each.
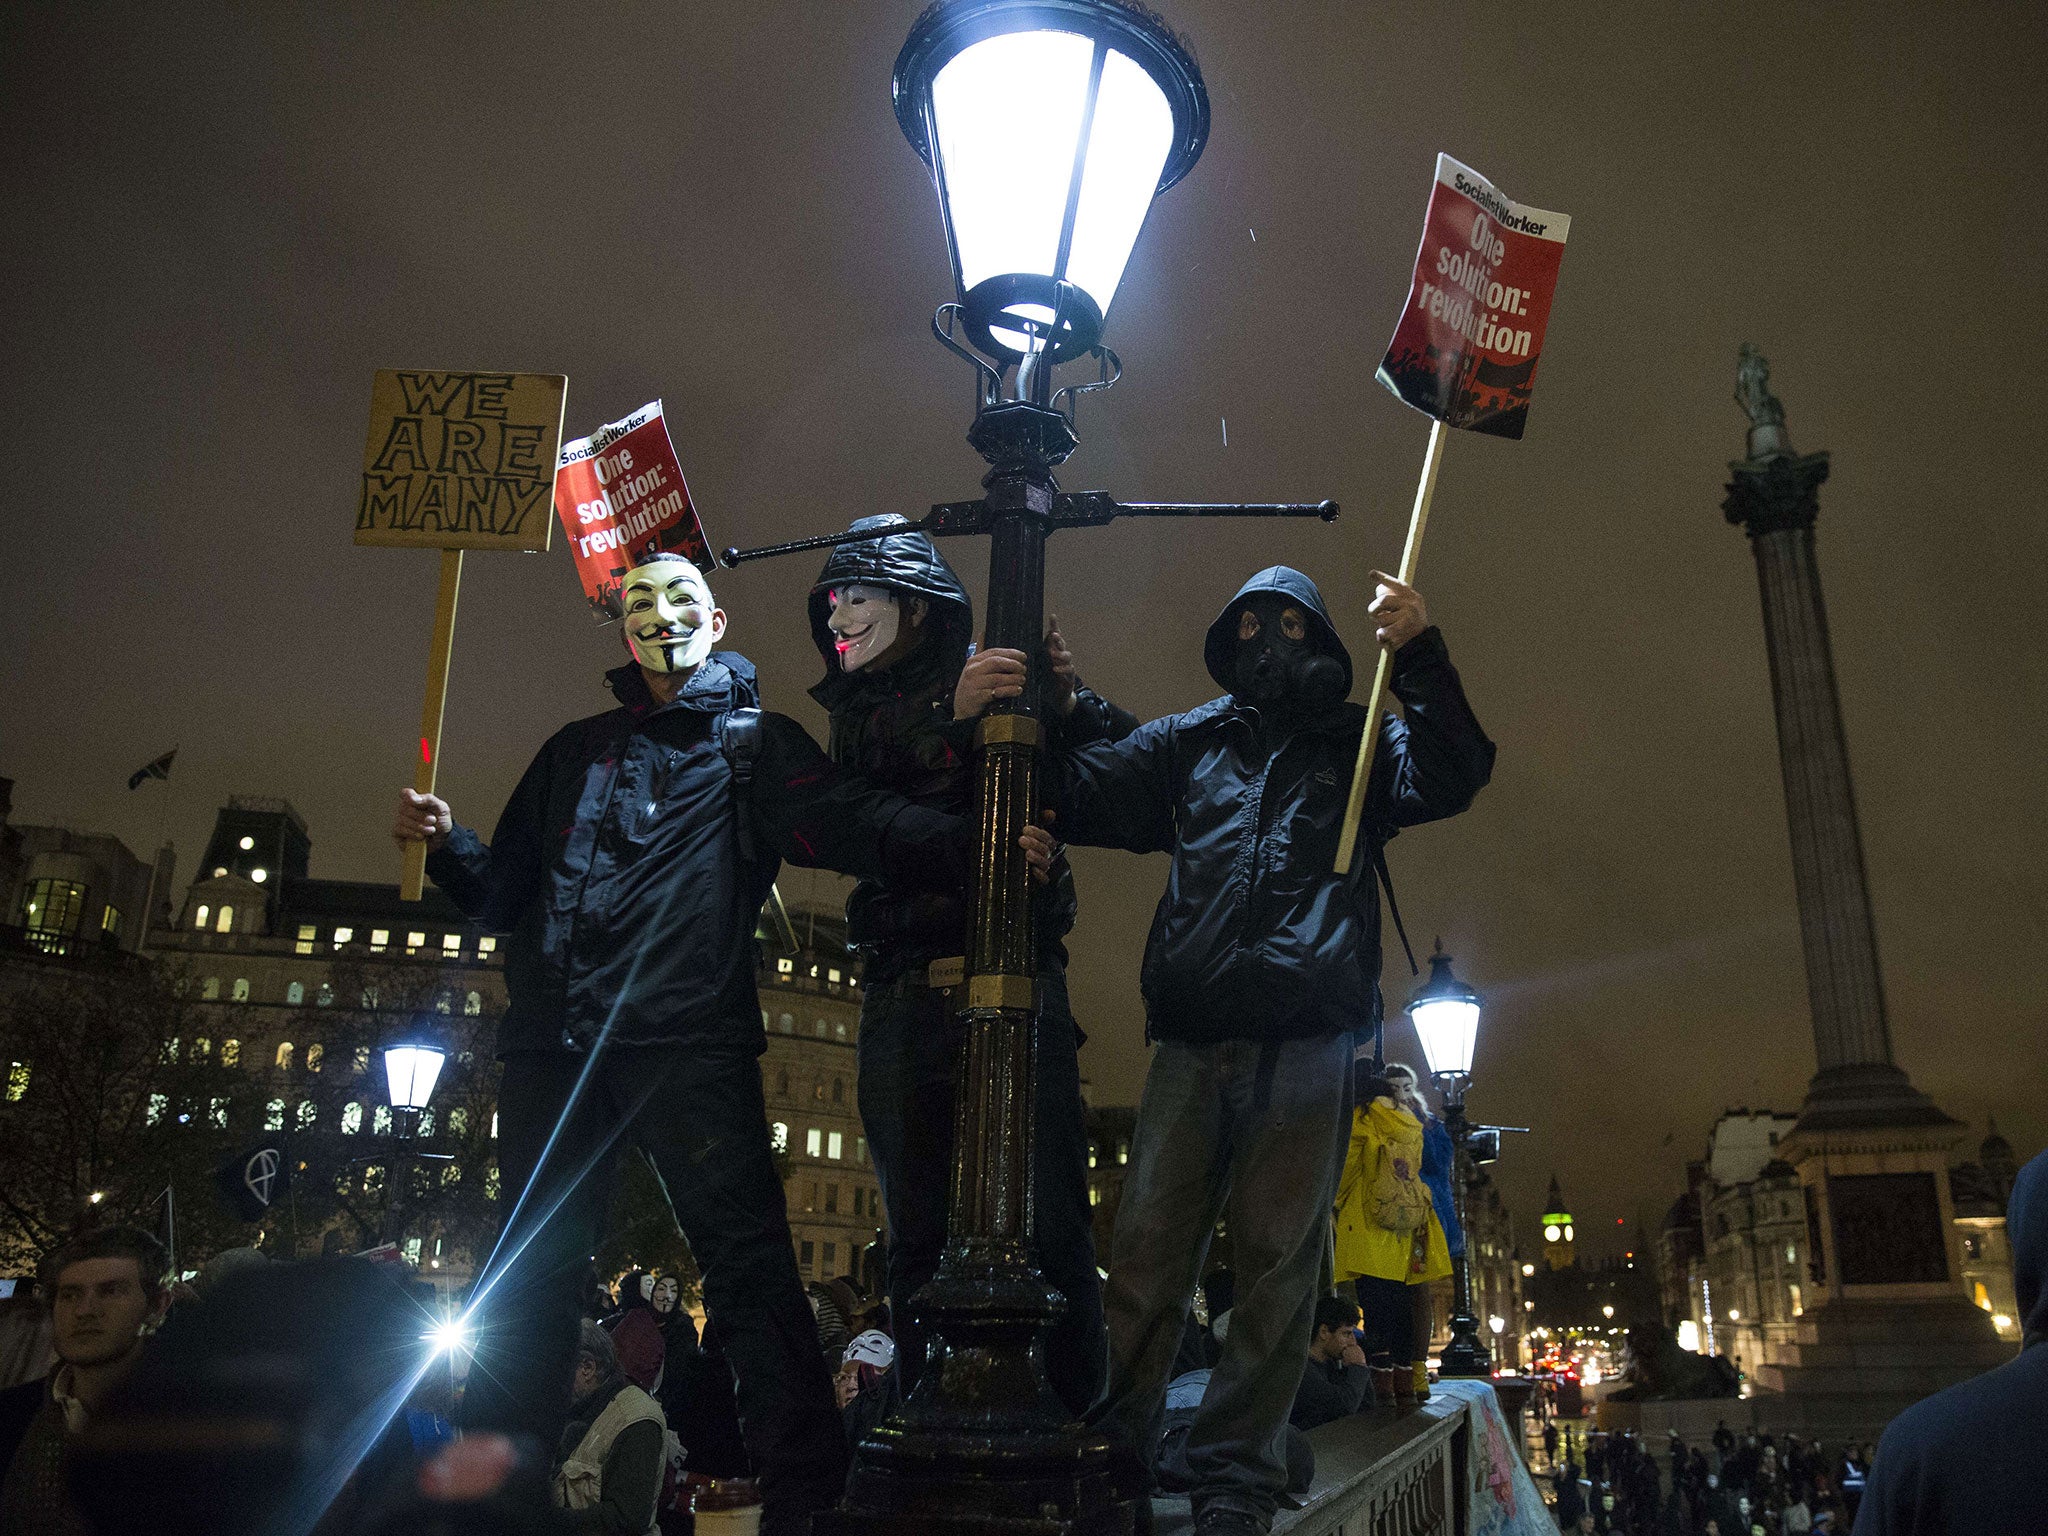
716 708 764 865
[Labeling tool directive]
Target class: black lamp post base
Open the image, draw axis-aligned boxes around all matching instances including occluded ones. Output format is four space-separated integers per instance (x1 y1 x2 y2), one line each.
1438 1310 1494 1379
822 1263 1143 1536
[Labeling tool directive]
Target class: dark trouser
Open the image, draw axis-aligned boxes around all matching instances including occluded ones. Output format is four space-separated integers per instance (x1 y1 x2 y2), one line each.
464 1041 846 1533
856 966 1105 1418
1355 1274 1416 1366
1091 1032 1353 1530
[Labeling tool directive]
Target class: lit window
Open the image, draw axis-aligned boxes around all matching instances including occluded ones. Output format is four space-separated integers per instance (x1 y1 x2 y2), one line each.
406 931 426 955
490 1111 499 1139
101 905 122 938
305 1043 324 1072
464 990 482 1016
443 933 461 955
196 905 211 929
250 868 268 884
855 1136 867 1167
232 978 250 1002
276 1042 294 1070
419 1108 435 1136
239 836 255 851
364 1165 385 1195
403 1237 422 1266
286 981 304 1004
484 1164 500 1198
815 1019 828 1038
332 927 354 949
162 1037 180 1064
1089 1145 1099 1169
193 1037 211 1060
5 1062 28 1102
221 1039 240 1067
835 1020 848 1041
777 958 794 975
771 1122 789 1154
1090 1187 1102 1206
202 978 220 1001
213 866 227 877
827 1131 843 1160
779 1013 794 1033
209 1097 229 1128
478 936 496 955
296 924 316 955
439 1163 461 1187
216 906 234 934
828 968 842 984
1117 1140 1129 1165
806 1128 822 1157
354 1046 369 1072
373 1105 393 1135
150 1093 170 1125
341 1102 362 1134
369 929 389 953
316 984 333 1007
263 1098 284 1131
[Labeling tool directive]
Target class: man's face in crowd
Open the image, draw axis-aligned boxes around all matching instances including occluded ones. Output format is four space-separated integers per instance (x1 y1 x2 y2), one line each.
1310 1315 1359 1361
827 584 917 673
52 1256 156 1369
571 1352 602 1402
622 559 725 675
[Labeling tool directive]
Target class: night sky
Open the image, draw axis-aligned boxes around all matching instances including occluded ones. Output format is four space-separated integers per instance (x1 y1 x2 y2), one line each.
4 4 2043 1262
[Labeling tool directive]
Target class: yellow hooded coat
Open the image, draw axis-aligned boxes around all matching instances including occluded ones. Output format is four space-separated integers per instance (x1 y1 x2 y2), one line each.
1333 1097 1451 1286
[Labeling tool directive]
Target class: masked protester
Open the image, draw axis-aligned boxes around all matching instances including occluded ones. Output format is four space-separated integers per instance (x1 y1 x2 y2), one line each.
394 552 1047 1536
806 515 1135 1415
1006 565 1493 1536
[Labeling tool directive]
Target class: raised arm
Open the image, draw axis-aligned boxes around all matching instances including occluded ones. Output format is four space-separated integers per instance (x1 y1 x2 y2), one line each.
1365 625 1496 829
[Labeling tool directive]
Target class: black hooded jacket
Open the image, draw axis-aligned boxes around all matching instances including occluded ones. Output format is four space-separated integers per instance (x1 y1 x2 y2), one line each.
1049 567 1495 1044
1856 1149 2046 1535
426 652 968 1053
808 517 1135 979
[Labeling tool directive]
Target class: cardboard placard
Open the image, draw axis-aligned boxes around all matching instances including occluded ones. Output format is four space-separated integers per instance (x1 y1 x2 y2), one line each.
552 400 713 619
1376 156 1571 440
357 370 567 550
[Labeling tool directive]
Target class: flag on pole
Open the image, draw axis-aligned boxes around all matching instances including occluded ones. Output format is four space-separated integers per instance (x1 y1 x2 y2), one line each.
127 749 176 790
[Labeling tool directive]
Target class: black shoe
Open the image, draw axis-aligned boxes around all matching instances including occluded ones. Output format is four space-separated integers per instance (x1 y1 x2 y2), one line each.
1192 1508 1266 1536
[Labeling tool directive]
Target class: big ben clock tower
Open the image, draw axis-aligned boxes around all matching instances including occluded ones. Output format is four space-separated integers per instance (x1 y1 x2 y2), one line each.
1540 1175 1575 1270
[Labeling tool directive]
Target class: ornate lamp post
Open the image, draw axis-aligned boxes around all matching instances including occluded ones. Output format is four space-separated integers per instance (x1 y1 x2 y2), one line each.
716 3 1337 1530
1409 942 1491 1378
378 1036 445 1248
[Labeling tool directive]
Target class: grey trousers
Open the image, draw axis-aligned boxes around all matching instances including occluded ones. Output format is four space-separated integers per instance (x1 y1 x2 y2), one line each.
1091 1032 1353 1527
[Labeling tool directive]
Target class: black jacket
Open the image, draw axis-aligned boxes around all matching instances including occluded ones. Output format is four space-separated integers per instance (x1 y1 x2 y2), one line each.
808 518 1135 979
427 652 967 1053
1290 1354 1371 1430
1855 1149 2046 1536
1050 567 1495 1044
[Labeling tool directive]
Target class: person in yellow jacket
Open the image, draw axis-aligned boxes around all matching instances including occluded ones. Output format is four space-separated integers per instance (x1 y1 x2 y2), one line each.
1333 1062 1449 1409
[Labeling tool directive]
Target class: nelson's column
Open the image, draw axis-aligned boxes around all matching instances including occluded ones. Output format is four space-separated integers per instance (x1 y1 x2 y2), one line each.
1721 345 2011 1435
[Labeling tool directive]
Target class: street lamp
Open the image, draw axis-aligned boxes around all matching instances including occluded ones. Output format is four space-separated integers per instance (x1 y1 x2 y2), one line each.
1410 942 1491 1378
382 1040 445 1140
721 10 1337 1531
894 0 1206 370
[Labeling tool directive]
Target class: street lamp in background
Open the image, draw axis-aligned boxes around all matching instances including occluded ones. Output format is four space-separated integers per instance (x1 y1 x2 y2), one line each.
379 1036 446 1249
1410 941 1491 1378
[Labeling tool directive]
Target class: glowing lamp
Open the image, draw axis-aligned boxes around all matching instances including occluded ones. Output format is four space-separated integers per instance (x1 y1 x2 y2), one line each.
383 1041 445 1114
1408 942 1481 1082
893 0 1209 363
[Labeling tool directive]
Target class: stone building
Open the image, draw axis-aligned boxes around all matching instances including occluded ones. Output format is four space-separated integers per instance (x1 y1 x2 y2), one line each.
1 776 173 957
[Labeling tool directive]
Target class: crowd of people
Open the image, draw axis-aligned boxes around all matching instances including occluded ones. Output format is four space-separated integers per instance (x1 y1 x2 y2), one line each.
1545 1422 1864 1535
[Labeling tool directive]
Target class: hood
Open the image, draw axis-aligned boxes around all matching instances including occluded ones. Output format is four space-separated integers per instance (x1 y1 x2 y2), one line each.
808 516 974 695
1202 566 1353 696
2012 1148 2047 1344
605 651 761 714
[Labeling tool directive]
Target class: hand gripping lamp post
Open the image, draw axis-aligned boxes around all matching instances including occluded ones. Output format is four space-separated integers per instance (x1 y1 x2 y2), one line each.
717 4 1336 1531
1408 943 1492 1379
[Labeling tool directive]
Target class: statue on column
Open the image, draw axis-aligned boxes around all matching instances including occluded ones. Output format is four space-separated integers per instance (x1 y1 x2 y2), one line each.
1735 342 1794 460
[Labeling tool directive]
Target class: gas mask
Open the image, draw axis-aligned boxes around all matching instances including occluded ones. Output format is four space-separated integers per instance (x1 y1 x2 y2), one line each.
1231 596 1345 712
622 557 724 675
828 583 917 672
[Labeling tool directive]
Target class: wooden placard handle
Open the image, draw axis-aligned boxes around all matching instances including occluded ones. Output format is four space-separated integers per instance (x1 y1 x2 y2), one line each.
1334 419 1445 876
402 549 464 901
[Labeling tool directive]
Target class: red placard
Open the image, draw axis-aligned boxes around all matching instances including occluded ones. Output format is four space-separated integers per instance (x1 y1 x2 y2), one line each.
1377 155 1572 440
552 400 713 619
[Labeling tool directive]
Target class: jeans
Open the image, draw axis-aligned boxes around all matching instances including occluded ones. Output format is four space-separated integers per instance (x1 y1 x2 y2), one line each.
1091 1032 1352 1529
463 1041 846 1533
856 966 1106 1417
1355 1273 1416 1366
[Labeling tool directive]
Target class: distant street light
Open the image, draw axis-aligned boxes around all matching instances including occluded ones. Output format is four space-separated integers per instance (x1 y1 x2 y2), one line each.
1410 942 1489 1378
1602 1304 1615 1319
382 1039 446 1139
